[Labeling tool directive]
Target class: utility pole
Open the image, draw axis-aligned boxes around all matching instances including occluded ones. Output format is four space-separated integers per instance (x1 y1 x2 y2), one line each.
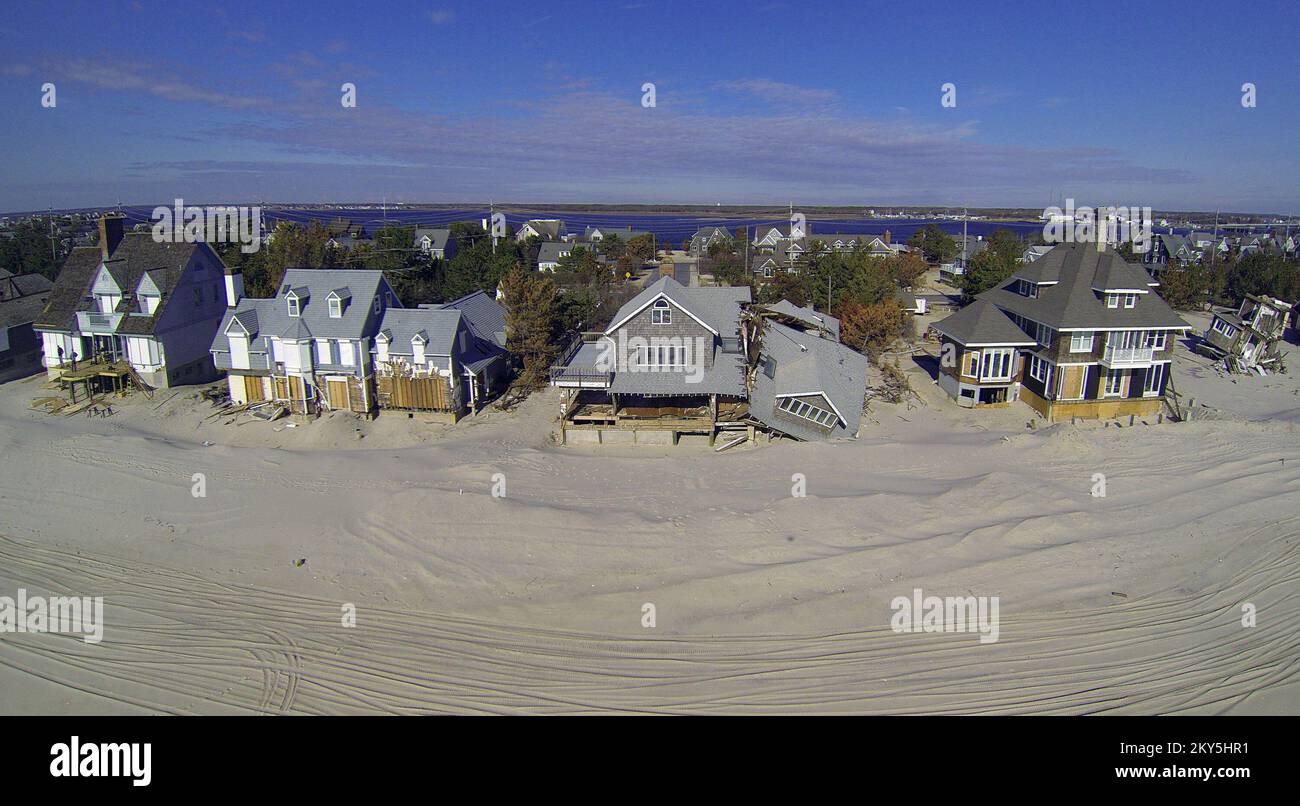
49 205 56 263
490 201 496 255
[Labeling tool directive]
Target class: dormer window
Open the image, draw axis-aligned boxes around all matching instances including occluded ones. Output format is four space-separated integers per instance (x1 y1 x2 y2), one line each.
287 295 300 317
1105 292 1137 308
651 298 671 324
328 297 341 318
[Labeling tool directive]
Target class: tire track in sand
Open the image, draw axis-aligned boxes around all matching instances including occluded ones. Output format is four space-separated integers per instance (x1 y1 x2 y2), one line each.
0 521 1297 715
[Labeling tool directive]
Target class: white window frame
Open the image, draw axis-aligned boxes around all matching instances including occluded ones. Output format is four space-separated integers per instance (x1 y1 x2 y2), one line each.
287 296 300 317
778 396 836 429
1103 369 1124 398
1029 355 1049 384
650 299 672 325
1106 293 1119 308
1069 331 1094 353
637 344 685 369
328 297 342 318
979 348 1014 382
1123 293 1137 308
1143 363 1164 396
1144 330 1167 350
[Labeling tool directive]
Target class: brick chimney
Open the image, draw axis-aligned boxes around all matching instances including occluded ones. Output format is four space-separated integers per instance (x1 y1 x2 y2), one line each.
883 229 891 244
98 212 125 259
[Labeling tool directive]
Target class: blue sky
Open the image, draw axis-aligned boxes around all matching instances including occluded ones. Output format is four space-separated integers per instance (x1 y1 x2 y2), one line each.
2 0 1298 213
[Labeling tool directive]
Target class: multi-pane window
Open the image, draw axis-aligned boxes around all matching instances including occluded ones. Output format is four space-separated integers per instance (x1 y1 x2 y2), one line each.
328 297 342 318
1034 322 1054 347
1029 355 1050 384
980 348 1014 382
1211 319 1237 338
1069 331 1094 353
1103 370 1124 397
778 397 837 429
637 344 686 368
651 299 671 324
1144 330 1167 350
287 296 300 317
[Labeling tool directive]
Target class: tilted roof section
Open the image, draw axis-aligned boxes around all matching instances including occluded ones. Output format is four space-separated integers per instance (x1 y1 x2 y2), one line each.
749 321 867 441
763 299 841 341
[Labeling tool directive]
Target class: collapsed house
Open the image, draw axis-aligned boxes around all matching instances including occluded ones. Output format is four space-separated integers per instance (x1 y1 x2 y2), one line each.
1197 294 1292 373
548 276 866 446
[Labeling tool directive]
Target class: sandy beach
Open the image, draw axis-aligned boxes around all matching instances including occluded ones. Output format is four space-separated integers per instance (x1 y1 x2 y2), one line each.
0 324 1297 714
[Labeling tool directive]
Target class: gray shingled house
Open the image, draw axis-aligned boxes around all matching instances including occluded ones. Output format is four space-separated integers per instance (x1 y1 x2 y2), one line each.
413 228 456 260
931 242 1191 420
373 290 509 418
34 213 230 389
549 276 867 445
0 268 54 383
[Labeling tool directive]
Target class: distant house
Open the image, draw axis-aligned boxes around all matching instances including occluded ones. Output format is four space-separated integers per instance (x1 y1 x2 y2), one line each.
931 243 1191 419
752 224 791 250
1145 233 1193 267
579 225 651 243
938 238 988 284
537 241 585 272
1021 245 1055 264
1199 294 1292 372
210 268 401 415
413 228 457 260
35 214 229 389
516 219 566 242
0 268 54 383
690 226 732 254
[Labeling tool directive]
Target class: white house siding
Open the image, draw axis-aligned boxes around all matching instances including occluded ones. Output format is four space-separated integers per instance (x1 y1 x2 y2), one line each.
126 336 163 370
228 335 250 370
41 332 80 368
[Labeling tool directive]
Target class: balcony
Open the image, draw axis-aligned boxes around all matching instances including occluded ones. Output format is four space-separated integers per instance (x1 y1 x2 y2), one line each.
76 311 122 334
549 337 613 388
1101 344 1156 367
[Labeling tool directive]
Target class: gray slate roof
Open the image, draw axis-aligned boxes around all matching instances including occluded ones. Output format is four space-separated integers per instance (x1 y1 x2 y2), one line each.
35 235 213 335
440 289 507 349
212 268 392 356
606 275 750 337
986 243 1189 330
931 299 1039 346
749 321 867 441
377 307 462 355
413 228 452 250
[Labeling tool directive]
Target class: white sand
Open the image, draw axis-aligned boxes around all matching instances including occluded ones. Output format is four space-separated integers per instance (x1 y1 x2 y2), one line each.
0 328 1297 714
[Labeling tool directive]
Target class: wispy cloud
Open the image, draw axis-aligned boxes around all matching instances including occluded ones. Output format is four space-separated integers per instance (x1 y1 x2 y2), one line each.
426 8 455 25
715 78 838 107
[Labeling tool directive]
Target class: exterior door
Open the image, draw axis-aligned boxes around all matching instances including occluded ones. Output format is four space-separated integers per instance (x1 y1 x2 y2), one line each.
327 379 349 411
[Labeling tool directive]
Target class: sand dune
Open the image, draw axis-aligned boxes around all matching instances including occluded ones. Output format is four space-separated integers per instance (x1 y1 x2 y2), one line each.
0 367 1297 714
